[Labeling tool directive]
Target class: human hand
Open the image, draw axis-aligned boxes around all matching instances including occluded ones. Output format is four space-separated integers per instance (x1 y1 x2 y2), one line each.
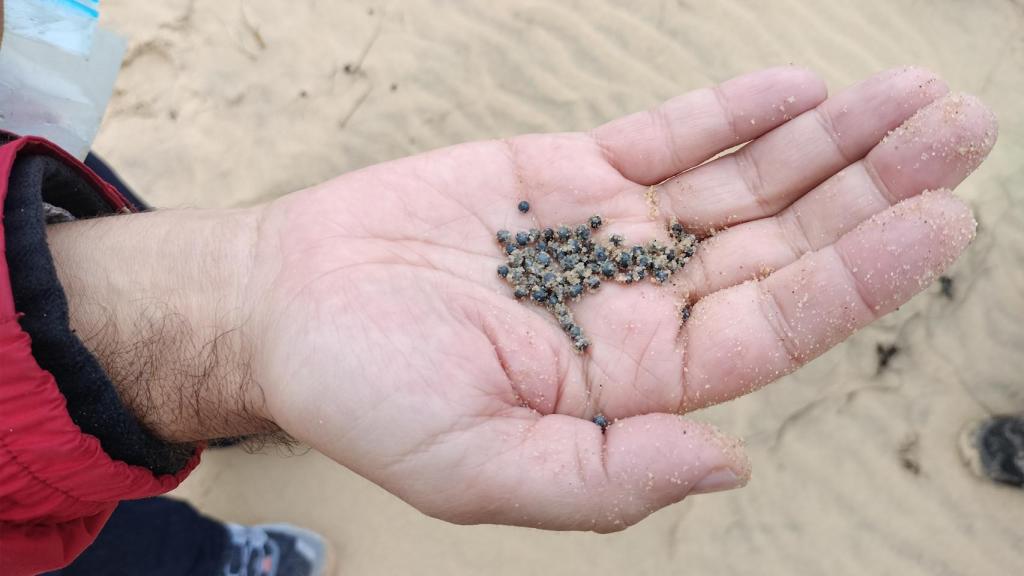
246 66 994 531
51 66 996 532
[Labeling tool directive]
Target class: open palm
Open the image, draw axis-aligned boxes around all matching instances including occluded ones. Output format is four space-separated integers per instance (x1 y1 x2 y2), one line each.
250 67 995 532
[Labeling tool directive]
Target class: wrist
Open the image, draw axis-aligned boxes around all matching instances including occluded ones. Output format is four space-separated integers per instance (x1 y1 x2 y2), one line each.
48 206 274 442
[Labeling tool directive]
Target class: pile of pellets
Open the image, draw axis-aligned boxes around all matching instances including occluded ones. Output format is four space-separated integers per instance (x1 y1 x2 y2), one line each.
496 202 699 352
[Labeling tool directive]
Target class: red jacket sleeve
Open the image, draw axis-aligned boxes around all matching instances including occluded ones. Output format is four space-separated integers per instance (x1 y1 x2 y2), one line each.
0 136 201 575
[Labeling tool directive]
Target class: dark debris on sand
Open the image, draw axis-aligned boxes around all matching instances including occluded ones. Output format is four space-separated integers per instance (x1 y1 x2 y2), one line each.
939 275 955 300
495 214 698 352
876 343 900 374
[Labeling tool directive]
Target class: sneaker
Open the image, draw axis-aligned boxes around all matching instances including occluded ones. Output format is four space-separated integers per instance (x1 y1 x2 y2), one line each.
222 523 334 576
959 415 1024 488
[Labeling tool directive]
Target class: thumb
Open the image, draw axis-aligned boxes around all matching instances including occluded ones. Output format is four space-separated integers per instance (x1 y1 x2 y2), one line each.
435 412 750 533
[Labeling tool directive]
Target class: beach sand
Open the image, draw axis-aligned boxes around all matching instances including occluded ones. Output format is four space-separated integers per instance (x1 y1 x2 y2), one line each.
96 1 1024 574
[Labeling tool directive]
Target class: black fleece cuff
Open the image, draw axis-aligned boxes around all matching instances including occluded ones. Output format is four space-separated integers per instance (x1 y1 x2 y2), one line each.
3 152 192 475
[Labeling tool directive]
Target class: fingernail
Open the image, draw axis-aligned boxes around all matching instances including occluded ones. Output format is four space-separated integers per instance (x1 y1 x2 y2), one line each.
691 468 745 495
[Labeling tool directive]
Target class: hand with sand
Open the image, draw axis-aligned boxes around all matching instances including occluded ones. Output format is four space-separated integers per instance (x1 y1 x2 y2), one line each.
50 66 997 532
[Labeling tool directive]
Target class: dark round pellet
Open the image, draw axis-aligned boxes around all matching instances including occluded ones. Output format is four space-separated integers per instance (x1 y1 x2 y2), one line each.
495 215 700 356
592 414 609 429
680 305 691 323
518 200 530 213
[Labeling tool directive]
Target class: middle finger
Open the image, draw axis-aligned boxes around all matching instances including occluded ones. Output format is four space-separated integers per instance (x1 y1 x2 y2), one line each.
676 92 998 300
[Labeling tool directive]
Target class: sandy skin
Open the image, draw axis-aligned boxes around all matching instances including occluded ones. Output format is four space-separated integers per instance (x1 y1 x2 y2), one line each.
226 67 994 533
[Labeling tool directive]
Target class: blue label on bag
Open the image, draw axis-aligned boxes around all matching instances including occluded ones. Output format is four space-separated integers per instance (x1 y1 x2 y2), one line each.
5 0 101 55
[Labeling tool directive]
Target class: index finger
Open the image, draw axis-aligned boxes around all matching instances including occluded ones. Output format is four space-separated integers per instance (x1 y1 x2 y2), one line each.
679 190 975 411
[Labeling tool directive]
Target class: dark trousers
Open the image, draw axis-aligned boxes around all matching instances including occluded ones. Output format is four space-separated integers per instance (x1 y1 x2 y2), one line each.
47 157 229 575
47 497 228 576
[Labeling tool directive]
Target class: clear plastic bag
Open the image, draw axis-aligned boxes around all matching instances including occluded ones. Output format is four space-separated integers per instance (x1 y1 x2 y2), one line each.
0 0 124 159
6 0 100 57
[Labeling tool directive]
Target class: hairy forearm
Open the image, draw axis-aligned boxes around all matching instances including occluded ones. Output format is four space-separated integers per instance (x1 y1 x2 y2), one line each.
47 207 274 442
